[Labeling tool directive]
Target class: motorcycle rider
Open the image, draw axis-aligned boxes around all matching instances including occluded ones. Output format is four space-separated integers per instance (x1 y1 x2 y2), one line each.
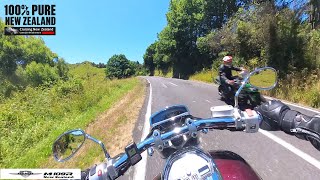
218 55 245 97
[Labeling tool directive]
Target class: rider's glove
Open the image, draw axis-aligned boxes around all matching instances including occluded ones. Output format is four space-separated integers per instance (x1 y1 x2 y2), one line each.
255 100 320 151
283 113 320 151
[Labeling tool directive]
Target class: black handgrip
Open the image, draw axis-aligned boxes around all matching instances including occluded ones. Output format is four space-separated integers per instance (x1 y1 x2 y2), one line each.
254 100 290 130
255 100 320 151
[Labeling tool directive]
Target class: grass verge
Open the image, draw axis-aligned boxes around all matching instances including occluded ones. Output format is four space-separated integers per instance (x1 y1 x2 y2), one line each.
41 78 146 169
0 64 141 168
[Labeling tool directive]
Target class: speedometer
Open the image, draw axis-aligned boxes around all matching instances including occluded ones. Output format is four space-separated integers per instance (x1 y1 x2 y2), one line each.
162 146 222 180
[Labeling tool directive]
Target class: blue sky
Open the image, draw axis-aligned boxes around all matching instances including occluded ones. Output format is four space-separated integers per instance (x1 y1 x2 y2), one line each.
0 0 170 64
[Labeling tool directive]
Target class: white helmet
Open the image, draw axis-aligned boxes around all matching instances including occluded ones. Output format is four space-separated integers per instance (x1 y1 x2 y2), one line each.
223 56 233 62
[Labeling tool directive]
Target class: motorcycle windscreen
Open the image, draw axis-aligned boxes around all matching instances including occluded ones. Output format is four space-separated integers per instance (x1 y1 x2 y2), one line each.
150 105 190 128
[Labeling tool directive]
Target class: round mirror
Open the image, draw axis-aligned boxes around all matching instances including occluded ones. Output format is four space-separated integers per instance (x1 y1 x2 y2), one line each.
52 129 86 162
249 68 277 90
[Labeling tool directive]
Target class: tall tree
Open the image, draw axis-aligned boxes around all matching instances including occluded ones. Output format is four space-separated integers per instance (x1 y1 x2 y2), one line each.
154 26 176 75
309 0 320 29
202 0 250 34
143 42 157 76
166 0 205 78
0 19 57 75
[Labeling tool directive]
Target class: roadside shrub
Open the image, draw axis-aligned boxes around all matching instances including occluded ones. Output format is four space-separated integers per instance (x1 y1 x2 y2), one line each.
25 61 59 86
0 79 17 98
54 79 83 97
55 58 69 81
135 69 147 76
306 82 320 108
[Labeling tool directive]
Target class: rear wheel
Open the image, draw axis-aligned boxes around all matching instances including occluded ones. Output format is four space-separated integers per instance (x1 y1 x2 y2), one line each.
218 85 223 97
218 85 228 102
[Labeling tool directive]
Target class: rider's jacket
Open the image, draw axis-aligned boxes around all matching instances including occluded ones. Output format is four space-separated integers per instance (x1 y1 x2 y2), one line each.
218 64 242 83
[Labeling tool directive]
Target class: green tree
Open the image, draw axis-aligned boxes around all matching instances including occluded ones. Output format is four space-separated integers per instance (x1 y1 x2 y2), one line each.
201 0 250 34
0 23 25 75
97 63 106 68
143 0 251 78
166 0 205 78
308 0 320 29
0 19 57 75
105 54 134 79
143 42 157 76
22 37 57 66
154 26 176 75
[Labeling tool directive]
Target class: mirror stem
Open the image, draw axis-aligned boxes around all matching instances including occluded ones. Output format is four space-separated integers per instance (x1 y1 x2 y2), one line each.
234 81 247 109
86 134 111 160
234 67 278 108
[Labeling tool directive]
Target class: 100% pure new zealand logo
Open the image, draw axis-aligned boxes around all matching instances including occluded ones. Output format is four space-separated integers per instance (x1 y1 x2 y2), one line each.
4 4 56 35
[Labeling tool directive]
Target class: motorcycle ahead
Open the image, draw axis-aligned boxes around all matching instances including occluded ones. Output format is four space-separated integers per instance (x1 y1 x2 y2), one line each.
52 67 278 180
215 68 275 108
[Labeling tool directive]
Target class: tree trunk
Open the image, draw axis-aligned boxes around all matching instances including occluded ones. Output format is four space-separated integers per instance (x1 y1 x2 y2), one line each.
309 0 320 29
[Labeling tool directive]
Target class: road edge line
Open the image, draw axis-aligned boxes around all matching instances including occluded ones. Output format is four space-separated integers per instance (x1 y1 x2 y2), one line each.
133 78 152 180
259 129 320 170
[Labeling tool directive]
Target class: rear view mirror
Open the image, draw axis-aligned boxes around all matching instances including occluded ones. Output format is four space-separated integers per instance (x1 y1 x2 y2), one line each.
234 67 277 108
52 129 85 162
52 129 111 162
249 68 277 90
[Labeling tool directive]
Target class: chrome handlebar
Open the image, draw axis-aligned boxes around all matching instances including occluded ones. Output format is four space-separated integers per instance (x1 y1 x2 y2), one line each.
105 110 261 179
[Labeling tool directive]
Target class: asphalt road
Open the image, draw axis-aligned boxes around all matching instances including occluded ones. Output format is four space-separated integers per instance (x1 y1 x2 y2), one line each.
121 76 320 180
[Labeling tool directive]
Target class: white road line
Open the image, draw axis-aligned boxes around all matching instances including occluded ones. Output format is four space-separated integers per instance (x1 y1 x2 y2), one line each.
133 78 152 180
205 100 211 103
161 83 168 88
265 97 320 114
259 129 320 170
169 82 178 86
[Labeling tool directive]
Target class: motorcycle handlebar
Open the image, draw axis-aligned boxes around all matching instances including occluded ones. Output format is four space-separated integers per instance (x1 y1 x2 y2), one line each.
103 111 261 180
